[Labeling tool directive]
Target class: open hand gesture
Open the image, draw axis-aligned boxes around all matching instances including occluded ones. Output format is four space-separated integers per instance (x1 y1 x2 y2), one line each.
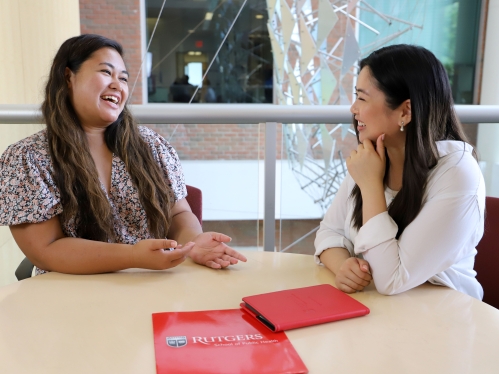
189 232 248 269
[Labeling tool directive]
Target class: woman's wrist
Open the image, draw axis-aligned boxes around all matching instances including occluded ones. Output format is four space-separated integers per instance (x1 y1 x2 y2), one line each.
128 243 136 269
360 182 387 225
319 247 350 275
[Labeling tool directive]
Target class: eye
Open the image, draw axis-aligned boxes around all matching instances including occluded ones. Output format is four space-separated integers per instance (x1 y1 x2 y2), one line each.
101 69 111 75
354 92 365 101
120 77 128 83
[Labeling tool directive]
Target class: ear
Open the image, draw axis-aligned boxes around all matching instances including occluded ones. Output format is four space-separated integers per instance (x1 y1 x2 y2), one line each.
64 67 74 89
400 99 411 125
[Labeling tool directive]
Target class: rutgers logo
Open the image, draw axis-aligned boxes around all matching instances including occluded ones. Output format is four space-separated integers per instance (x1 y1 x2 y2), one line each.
166 336 187 348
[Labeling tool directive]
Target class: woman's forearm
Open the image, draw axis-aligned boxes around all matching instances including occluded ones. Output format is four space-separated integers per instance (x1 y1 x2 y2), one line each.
36 237 133 274
168 211 203 244
11 217 135 274
319 247 351 275
360 183 387 225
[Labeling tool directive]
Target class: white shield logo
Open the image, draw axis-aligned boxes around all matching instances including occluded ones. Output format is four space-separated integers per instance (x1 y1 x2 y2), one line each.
166 336 187 348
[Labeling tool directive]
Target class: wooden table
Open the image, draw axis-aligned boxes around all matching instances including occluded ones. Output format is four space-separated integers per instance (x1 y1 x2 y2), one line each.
1 250 498 373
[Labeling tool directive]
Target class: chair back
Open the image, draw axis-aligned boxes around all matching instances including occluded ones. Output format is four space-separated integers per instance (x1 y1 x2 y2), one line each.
475 196 499 309
186 185 202 226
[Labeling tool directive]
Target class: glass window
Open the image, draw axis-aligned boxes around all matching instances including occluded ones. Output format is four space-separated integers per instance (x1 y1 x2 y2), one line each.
359 0 482 104
145 0 273 103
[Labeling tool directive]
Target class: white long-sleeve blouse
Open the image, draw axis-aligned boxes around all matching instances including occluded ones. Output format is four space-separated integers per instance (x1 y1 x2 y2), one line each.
314 140 485 299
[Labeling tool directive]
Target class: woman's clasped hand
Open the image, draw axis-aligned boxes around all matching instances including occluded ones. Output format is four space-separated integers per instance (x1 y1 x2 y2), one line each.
335 257 372 293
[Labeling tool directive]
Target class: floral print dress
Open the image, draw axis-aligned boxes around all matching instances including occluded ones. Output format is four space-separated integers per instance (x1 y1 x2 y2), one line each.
0 126 187 275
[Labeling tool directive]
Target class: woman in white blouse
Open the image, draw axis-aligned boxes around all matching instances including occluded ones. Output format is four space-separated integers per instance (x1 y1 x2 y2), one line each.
314 44 484 299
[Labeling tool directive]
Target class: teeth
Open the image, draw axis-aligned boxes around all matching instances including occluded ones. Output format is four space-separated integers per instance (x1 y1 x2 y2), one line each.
358 121 366 127
102 95 119 104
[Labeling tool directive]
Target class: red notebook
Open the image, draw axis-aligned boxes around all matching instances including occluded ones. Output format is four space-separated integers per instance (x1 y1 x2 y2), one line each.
152 309 308 374
240 284 370 332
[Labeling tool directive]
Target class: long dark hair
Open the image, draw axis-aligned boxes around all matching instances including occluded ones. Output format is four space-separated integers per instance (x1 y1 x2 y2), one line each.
350 44 472 238
42 34 173 242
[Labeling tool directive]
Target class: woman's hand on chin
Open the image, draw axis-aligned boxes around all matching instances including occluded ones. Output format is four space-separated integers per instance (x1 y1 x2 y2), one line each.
347 133 386 190
189 232 248 269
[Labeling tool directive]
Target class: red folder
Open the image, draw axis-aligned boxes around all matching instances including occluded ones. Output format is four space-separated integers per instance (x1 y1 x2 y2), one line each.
152 309 308 374
240 284 370 332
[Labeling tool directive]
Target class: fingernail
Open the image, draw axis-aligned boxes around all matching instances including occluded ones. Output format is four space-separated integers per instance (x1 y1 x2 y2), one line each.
171 241 177 247
381 134 385 141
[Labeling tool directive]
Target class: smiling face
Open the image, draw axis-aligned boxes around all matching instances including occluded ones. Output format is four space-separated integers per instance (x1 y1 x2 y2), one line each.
66 47 129 131
350 67 410 146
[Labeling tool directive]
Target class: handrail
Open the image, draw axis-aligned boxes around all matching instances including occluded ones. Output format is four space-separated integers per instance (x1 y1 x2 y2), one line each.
2 104 499 124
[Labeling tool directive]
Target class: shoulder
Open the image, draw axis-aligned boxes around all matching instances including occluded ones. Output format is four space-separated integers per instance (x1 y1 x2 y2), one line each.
138 125 169 147
0 129 62 225
138 125 163 142
426 141 483 198
2 129 49 154
137 125 179 161
137 127 186 201
1 129 51 166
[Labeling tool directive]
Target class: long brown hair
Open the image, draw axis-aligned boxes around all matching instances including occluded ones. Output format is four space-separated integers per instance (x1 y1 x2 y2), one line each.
42 34 173 241
350 44 472 238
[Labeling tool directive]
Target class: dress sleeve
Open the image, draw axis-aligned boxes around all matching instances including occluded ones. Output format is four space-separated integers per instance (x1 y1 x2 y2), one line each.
139 126 187 202
314 174 355 264
0 141 62 225
354 153 485 295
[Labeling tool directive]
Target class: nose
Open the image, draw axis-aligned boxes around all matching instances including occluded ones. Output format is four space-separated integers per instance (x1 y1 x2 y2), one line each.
109 76 121 90
350 101 357 115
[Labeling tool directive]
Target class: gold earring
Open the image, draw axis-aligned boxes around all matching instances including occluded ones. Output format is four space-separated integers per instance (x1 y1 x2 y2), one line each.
400 121 404 132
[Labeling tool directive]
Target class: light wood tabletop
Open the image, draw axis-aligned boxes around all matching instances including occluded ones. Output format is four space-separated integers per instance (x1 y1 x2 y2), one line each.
1 250 498 373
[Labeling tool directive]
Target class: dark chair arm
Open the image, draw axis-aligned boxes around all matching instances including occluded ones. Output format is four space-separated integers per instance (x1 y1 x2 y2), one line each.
15 257 35 281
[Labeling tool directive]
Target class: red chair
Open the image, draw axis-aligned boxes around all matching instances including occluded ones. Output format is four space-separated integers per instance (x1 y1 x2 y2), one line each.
15 185 203 280
475 196 499 309
186 185 202 226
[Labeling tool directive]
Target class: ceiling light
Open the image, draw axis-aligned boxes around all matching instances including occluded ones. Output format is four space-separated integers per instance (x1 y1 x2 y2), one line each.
205 12 213 21
255 14 264 19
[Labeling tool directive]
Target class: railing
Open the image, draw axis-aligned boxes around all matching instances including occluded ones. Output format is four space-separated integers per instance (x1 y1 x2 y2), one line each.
3 104 499 124
2 103 499 251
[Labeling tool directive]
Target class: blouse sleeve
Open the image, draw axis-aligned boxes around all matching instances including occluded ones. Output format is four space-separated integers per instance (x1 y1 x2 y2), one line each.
0 141 62 225
354 152 485 295
139 126 187 202
314 173 355 264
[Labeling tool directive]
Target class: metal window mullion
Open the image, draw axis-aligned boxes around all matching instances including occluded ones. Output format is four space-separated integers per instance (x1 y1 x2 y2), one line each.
264 122 277 252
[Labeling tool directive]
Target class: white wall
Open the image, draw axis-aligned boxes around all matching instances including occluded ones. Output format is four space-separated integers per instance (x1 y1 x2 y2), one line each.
0 0 80 287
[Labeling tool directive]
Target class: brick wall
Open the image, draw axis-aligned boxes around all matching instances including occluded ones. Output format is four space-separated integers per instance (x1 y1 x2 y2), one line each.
146 123 285 160
79 0 143 104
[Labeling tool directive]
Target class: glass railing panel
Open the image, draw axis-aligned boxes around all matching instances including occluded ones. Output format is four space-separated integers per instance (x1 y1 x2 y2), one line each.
277 122 358 254
144 122 263 251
